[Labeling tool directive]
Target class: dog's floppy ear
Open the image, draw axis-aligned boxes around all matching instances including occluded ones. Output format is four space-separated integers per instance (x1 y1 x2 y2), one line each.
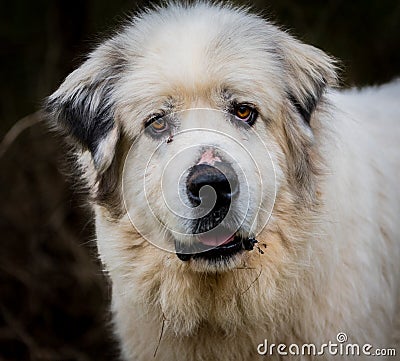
271 33 337 202
277 32 337 124
44 42 124 173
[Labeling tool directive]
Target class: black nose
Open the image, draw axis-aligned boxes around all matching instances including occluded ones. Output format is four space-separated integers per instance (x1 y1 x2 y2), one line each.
186 163 239 207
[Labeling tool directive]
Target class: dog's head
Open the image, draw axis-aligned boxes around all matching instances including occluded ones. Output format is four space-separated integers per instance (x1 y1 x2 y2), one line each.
45 3 336 276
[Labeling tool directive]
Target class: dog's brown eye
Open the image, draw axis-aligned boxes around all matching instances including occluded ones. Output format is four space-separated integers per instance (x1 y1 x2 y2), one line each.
150 118 167 132
145 114 169 134
233 103 257 125
236 105 251 119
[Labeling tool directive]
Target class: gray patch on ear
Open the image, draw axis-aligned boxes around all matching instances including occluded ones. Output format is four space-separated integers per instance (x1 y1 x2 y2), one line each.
45 81 117 172
44 47 126 173
275 32 337 126
287 77 326 125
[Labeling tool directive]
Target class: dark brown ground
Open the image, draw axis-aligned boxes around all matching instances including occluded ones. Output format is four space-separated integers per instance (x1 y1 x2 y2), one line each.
0 121 118 360
1 1 399 360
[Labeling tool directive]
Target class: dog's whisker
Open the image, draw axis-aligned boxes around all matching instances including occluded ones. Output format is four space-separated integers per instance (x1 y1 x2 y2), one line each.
153 314 166 358
241 268 263 295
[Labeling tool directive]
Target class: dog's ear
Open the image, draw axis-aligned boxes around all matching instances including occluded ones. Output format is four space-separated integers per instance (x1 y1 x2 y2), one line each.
44 42 125 173
277 32 337 124
271 33 338 202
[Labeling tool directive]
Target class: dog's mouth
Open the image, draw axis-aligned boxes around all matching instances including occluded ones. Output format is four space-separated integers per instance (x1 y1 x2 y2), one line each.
174 231 258 262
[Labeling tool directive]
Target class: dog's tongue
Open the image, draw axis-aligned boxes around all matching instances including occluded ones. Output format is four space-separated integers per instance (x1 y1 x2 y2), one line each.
198 232 235 247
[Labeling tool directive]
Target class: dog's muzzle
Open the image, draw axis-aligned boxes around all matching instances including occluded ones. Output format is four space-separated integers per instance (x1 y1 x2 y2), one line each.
175 158 257 262
186 161 238 237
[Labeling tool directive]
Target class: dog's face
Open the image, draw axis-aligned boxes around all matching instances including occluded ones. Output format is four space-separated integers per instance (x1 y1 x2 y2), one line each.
122 105 277 265
45 3 337 335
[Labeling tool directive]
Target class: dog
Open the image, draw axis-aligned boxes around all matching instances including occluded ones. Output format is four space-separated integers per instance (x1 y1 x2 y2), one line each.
45 2 400 360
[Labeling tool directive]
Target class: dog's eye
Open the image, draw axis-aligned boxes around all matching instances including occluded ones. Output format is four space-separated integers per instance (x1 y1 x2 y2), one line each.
235 105 251 119
233 103 258 125
145 114 169 134
151 118 168 132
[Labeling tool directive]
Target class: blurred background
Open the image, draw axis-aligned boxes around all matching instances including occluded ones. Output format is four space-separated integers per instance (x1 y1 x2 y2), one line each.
0 0 399 360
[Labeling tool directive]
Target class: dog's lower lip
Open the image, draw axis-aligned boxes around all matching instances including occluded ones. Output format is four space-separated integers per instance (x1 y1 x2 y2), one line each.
175 236 258 262
176 252 192 261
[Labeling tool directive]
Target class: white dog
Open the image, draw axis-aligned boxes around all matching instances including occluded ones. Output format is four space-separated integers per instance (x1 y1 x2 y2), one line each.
45 3 400 360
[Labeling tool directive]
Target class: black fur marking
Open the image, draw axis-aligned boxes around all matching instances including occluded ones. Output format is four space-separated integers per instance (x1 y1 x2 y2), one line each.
46 84 115 157
288 93 313 124
44 50 126 169
287 78 326 124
